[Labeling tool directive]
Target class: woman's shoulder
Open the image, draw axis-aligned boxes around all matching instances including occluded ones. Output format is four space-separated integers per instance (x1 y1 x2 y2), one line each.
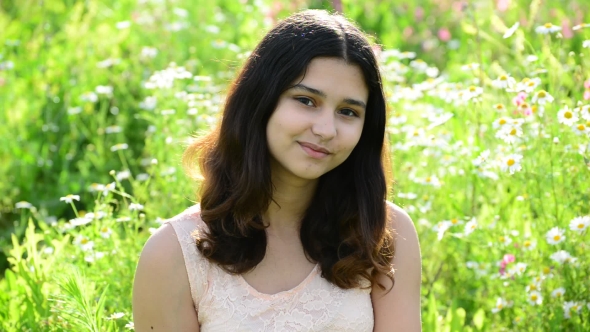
162 203 206 235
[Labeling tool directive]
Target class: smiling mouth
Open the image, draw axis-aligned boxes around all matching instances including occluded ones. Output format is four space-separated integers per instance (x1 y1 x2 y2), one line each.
298 142 331 159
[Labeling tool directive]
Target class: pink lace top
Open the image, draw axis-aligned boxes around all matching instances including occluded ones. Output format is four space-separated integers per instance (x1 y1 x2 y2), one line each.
164 204 374 331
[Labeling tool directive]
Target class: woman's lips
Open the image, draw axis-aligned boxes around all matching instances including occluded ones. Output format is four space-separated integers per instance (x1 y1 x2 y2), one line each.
298 142 331 159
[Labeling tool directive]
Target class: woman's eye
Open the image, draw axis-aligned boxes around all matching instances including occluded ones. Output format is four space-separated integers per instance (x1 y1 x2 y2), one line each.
295 97 314 107
339 109 358 117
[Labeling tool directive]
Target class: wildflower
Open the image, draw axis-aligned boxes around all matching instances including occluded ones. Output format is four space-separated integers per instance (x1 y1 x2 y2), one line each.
67 107 82 115
569 216 590 232
139 96 157 110
472 150 491 166
498 235 513 246
129 203 144 211
513 262 527 275
525 281 541 293
116 217 131 223
398 51 416 59
461 63 479 71
463 85 483 101
584 40 590 48
495 124 523 144
116 170 131 181
116 21 131 29
464 219 477 235
492 117 510 129
499 154 523 174
432 221 452 240
527 291 543 305
110 143 129 152
125 321 134 330
551 287 565 298
557 106 579 126
60 194 80 204
492 103 506 112
136 173 150 181
573 23 590 30
503 22 519 39
409 59 428 71
84 251 105 263
535 23 562 34
522 239 537 250
70 217 92 227
105 125 122 134
107 312 125 320
531 90 554 105
492 298 507 313
563 301 582 319
15 201 33 209
140 47 158 59
576 105 590 121
572 123 590 135
73 236 94 251
550 250 576 264
96 85 113 95
492 74 515 89
546 227 565 245
100 226 113 239
80 92 98 103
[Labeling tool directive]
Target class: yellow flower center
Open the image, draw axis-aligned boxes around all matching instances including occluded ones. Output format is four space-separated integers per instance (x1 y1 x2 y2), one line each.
524 240 531 247
529 284 537 290
510 128 517 135
80 238 88 244
499 119 507 125
532 105 538 113
544 23 553 28
527 81 535 87
101 227 109 233
564 112 572 119
497 304 503 309
495 104 504 110
577 124 585 131
531 294 538 301
499 236 506 242
500 75 507 81
425 177 431 182
578 223 585 229
553 235 561 241
537 91 546 98
451 218 459 224
507 159 515 166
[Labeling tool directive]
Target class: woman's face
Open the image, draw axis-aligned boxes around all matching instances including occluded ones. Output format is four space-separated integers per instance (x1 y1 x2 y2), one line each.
266 57 368 183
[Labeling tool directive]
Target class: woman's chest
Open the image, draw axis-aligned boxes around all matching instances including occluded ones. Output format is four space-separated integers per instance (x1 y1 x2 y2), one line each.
197 266 374 332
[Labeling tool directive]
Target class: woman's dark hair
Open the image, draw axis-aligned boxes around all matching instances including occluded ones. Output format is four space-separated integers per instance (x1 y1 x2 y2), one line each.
183 9 394 290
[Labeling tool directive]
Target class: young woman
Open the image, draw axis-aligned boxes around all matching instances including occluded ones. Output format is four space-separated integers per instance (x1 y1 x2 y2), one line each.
133 9 421 331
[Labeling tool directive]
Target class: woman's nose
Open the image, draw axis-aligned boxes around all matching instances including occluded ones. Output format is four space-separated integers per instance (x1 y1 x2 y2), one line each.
311 108 337 140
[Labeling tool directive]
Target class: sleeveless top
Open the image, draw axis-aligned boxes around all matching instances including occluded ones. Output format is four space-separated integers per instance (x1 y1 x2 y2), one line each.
164 204 375 331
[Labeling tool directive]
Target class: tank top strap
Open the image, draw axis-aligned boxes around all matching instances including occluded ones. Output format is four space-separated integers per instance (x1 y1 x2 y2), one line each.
165 204 209 310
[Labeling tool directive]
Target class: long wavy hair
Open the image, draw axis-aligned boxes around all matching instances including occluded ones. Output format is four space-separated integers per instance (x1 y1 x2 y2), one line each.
183 9 394 290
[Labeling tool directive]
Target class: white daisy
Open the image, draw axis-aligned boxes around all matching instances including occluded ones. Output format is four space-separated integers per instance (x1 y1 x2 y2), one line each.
499 154 523 174
527 291 543 305
550 250 576 265
111 143 129 152
551 287 565 298
521 239 537 250
576 105 590 121
492 298 507 313
569 216 590 232
492 117 510 129
432 221 452 240
572 123 590 136
492 74 516 89
584 40 590 48
15 201 34 209
557 106 579 126
531 90 554 105
563 301 582 319
60 194 80 204
100 226 113 239
472 150 491 166
73 236 94 251
535 23 562 34
545 227 565 245
129 203 144 211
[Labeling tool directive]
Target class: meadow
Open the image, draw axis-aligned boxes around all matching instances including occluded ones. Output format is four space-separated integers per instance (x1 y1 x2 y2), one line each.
1 0 589 330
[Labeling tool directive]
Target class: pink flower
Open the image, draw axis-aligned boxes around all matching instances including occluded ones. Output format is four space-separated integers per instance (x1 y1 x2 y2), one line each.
496 0 511 11
562 20 573 39
415 7 424 21
584 80 590 89
438 28 452 42
584 90 590 101
499 254 515 275
512 92 527 106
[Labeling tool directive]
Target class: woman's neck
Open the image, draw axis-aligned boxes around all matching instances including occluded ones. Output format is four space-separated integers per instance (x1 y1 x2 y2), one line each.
263 175 317 235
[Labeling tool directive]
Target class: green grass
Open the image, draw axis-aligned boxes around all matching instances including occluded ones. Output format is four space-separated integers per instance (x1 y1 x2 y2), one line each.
1 0 589 330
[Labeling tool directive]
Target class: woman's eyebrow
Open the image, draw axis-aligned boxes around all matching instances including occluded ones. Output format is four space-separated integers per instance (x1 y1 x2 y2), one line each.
290 83 367 109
